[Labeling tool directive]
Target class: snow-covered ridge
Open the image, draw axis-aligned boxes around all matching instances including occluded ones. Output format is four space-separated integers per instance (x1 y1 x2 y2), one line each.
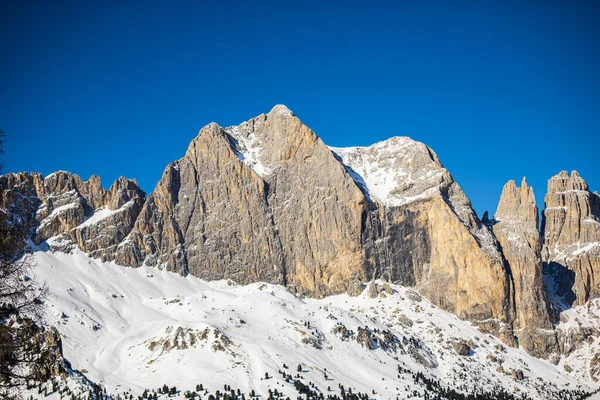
329 136 446 207
44 170 72 180
224 109 448 207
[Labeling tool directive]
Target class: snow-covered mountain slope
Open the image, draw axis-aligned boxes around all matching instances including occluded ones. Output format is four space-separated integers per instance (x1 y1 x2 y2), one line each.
30 249 596 399
329 137 446 207
553 298 600 382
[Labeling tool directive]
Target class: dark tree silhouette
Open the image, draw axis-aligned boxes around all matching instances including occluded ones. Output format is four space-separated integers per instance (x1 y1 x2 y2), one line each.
0 130 48 399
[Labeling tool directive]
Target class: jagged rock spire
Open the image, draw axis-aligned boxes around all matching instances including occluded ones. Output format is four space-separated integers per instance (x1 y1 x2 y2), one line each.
492 178 553 356
542 170 600 307
494 177 538 228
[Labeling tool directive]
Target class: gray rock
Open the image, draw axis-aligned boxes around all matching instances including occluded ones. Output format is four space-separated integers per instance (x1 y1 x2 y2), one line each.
405 289 422 303
590 352 600 381
493 178 551 332
367 281 378 298
542 170 600 308
398 314 414 328
511 369 524 380
452 340 472 356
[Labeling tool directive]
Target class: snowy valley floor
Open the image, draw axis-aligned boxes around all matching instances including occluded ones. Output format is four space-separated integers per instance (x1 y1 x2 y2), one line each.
27 250 599 399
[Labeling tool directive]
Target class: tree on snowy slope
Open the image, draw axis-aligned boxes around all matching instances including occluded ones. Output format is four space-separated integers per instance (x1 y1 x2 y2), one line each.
0 130 49 399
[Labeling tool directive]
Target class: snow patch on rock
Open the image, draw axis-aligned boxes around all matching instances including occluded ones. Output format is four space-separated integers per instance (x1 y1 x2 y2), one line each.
226 125 270 177
77 199 135 228
329 137 445 207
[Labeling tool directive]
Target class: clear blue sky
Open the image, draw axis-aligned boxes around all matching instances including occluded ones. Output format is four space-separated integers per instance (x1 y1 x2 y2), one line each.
1 1 598 218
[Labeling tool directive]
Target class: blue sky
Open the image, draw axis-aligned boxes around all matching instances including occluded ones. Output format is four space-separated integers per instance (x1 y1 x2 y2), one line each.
1 1 598 218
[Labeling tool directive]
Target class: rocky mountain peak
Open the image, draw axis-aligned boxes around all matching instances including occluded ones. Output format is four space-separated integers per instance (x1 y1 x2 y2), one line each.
106 176 145 210
495 177 538 227
542 170 600 308
547 170 589 193
269 104 295 117
491 178 551 349
543 170 598 248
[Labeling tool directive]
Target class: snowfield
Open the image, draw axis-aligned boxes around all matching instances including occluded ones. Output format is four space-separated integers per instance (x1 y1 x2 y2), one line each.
29 249 597 399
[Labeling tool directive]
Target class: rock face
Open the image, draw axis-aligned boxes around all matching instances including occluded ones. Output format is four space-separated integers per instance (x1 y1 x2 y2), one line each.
226 106 367 296
492 178 552 351
70 176 145 260
115 106 367 295
452 340 472 356
0 172 44 256
0 171 145 258
333 138 512 324
542 171 600 309
116 121 286 285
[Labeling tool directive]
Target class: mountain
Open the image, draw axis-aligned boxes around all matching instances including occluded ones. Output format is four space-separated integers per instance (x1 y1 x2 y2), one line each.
2 105 600 398
0 106 512 326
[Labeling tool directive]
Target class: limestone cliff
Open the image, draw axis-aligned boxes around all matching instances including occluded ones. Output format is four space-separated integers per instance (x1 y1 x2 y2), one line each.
115 106 369 296
332 138 512 324
492 178 553 357
227 106 367 296
70 176 145 260
493 178 550 329
542 171 600 309
116 121 285 286
0 171 145 258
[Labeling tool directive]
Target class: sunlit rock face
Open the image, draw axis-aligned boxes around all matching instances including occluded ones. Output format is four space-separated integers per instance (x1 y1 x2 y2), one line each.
0 171 145 258
491 178 553 357
542 170 600 309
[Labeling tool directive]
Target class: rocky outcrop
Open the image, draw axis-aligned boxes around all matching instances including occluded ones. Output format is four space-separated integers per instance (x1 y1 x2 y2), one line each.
115 120 285 286
517 327 558 360
0 171 145 258
492 178 552 352
542 171 600 309
452 340 472 356
0 172 44 256
590 352 600 382
228 106 368 296
1 316 70 382
70 177 145 260
334 137 512 324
